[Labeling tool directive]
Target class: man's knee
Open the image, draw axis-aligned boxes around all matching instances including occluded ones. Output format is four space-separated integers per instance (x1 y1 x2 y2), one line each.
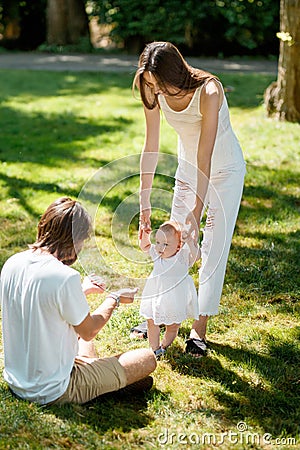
131 348 157 372
142 348 157 371
117 348 157 385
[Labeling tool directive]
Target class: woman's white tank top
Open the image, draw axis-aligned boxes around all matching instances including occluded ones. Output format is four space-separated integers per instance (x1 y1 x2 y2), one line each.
158 82 245 186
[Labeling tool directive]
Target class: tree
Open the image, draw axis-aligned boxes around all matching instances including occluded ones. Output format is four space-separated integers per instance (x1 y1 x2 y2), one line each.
1 0 20 41
0 0 46 50
264 0 300 123
46 0 90 46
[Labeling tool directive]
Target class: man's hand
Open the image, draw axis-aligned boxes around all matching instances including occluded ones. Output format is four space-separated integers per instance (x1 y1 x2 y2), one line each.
110 287 138 304
74 286 139 341
82 274 106 296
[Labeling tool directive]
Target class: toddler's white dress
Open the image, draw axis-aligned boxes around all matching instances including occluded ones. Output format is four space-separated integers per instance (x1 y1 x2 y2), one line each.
140 244 199 325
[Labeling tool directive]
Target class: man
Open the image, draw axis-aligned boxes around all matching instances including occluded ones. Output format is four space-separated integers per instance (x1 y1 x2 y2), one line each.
0 197 156 405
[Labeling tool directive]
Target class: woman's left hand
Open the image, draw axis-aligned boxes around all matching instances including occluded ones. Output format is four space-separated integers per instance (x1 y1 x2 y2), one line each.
139 208 152 239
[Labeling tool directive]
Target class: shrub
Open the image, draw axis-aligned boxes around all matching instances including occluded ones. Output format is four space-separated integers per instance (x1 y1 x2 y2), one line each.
93 0 279 56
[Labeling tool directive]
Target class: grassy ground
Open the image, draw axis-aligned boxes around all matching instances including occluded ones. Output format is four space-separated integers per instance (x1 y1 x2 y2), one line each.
0 68 299 449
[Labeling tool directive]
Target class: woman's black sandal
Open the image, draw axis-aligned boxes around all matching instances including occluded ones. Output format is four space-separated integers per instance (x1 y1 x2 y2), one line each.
130 321 165 339
185 338 208 356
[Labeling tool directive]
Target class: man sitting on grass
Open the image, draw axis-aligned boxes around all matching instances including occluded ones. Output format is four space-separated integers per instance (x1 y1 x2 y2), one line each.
0 197 156 405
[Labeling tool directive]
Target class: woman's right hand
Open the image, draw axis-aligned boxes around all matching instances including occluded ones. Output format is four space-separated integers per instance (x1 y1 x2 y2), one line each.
139 208 152 238
185 209 200 243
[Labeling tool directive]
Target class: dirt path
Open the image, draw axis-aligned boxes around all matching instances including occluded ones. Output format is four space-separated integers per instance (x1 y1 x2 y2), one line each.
0 51 277 75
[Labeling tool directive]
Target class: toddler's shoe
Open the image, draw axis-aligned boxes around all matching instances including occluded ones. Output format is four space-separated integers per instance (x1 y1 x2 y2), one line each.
154 346 166 360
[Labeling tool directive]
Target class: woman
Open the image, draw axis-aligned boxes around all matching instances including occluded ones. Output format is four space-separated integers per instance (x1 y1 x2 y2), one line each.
132 41 246 356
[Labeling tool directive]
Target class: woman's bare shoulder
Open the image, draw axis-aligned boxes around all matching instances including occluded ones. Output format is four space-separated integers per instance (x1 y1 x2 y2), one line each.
203 78 222 95
200 78 223 110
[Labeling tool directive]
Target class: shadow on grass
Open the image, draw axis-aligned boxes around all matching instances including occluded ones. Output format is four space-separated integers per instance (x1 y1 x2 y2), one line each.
0 172 76 217
50 387 166 435
168 334 300 438
0 384 166 446
0 106 131 166
0 103 132 222
47 390 157 433
227 229 300 298
241 166 300 216
227 164 300 298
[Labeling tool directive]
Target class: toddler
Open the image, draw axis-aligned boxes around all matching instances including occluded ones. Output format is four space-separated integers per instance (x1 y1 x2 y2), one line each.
139 221 200 358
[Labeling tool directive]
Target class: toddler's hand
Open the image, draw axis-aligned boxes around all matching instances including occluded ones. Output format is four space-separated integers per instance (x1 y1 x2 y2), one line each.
110 287 138 304
182 227 195 242
82 273 106 295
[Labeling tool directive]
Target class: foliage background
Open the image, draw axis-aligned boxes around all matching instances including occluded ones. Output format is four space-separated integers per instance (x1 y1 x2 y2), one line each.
96 0 279 55
0 0 279 56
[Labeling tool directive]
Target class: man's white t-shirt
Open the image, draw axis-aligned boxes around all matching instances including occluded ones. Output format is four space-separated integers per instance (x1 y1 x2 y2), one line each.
0 250 90 404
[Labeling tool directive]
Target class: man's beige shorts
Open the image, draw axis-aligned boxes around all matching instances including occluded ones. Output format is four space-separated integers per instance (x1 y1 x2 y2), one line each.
51 356 127 405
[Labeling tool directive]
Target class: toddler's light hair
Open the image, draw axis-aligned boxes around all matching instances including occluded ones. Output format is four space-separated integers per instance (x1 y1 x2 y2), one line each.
158 220 182 244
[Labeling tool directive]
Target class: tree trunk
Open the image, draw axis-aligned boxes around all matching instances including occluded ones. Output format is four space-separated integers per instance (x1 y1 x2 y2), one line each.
46 0 90 46
2 0 21 40
264 0 300 123
0 0 46 50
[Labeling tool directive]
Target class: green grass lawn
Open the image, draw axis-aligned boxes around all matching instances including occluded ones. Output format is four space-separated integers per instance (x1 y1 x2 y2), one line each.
0 68 299 449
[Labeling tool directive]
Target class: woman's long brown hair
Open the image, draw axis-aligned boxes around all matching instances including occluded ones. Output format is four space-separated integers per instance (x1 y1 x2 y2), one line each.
133 41 217 109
